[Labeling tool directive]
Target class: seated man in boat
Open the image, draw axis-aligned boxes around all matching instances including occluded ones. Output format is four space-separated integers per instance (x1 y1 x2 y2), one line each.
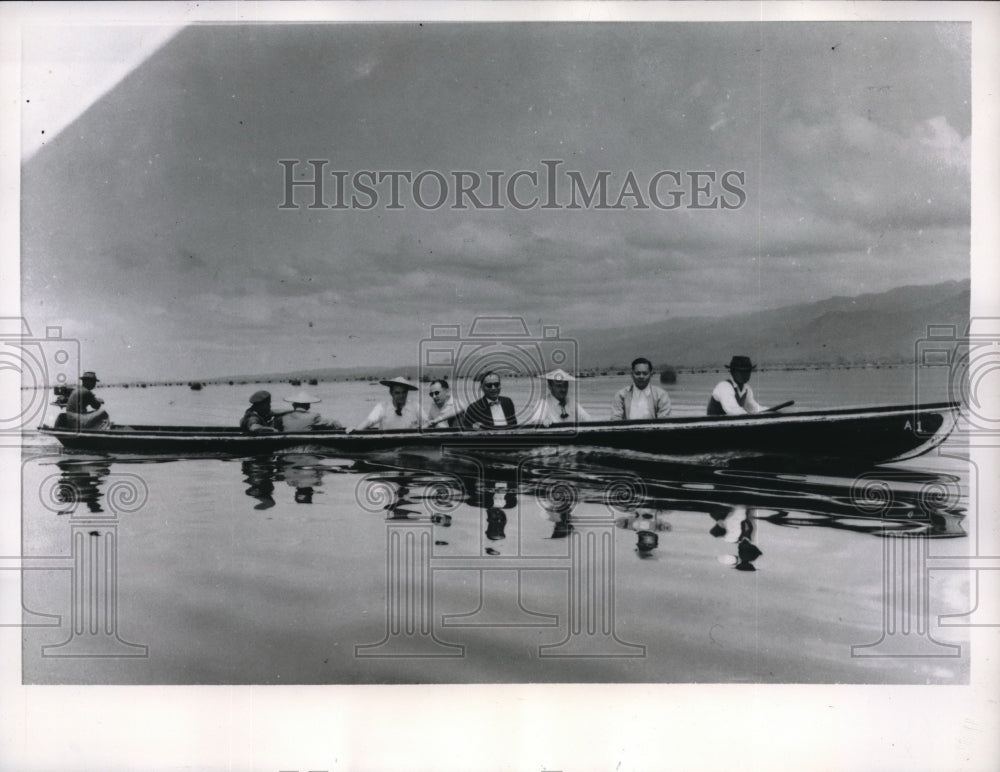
423 379 461 429
349 376 421 431
240 390 281 433
280 389 344 432
61 371 111 429
527 368 593 427
461 371 518 429
610 357 671 420
707 356 766 416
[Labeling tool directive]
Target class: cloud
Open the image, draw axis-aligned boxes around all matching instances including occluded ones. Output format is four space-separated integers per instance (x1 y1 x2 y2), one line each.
20 22 971 380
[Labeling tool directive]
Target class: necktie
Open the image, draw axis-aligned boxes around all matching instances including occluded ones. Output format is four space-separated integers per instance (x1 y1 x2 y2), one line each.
558 399 568 420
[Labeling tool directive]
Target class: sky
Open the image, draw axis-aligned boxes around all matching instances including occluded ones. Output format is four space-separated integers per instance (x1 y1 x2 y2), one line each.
18 20 972 380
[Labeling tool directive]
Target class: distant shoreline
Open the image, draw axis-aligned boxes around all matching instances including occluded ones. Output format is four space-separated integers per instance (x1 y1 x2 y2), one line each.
22 360 935 390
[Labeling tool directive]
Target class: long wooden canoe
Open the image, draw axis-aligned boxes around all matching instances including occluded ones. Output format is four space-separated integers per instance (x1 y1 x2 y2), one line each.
36 401 959 467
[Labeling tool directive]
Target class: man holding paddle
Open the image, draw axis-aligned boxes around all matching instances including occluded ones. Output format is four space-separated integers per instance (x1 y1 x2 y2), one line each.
707 356 768 416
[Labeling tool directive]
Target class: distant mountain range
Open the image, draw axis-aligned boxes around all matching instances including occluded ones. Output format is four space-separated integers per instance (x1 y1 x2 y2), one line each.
176 279 968 385
572 278 970 371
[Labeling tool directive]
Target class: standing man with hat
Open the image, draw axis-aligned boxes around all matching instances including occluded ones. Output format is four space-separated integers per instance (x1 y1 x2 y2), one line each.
63 370 110 429
707 356 766 416
281 389 344 432
350 376 421 431
610 357 672 421
241 390 281 433
528 368 593 427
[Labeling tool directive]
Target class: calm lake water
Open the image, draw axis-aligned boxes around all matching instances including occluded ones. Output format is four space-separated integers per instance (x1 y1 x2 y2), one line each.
20 368 972 684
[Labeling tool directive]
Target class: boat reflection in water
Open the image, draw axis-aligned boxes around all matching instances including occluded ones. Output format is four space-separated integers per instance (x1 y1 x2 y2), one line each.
231 445 967 563
241 453 353 509
52 458 112 514
26 445 971 684
51 447 966 562
331 447 966 572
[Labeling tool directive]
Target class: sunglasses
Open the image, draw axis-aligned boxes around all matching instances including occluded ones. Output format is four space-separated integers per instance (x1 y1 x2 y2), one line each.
429 390 441 396
483 382 501 388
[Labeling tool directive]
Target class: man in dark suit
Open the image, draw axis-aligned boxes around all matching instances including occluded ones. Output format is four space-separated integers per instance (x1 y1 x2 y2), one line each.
461 371 518 429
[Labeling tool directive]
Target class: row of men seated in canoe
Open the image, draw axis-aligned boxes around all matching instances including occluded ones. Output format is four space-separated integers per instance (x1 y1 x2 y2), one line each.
54 357 765 432
238 356 766 434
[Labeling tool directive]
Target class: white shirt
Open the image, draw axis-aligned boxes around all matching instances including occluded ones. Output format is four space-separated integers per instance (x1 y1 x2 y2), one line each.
424 395 458 427
488 400 508 426
628 386 655 421
711 380 763 415
357 400 421 430
528 394 593 427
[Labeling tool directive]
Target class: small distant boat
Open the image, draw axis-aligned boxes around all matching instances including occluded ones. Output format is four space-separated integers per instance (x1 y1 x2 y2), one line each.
189 382 203 391
37 402 958 468
307 378 318 386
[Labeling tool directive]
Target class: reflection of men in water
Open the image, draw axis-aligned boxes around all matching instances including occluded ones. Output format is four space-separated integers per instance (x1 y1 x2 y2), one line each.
242 457 277 509
56 459 111 513
707 356 766 416
614 510 670 557
709 504 763 570
62 371 111 429
464 477 517 553
467 478 518 511
281 453 327 504
538 483 576 539
485 508 507 541
734 517 763 571
527 369 592 427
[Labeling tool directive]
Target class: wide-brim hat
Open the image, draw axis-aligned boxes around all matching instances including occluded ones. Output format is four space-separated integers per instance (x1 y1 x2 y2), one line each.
538 368 575 382
284 390 321 404
249 389 272 403
81 371 100 382
379 376 418 391
727 356 756 372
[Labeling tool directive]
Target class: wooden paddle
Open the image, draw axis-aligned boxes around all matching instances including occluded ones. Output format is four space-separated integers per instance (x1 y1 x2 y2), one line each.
766 400 795 412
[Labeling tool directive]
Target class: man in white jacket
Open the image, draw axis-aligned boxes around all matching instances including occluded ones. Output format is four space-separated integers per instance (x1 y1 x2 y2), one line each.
528 368 593 427
610 357 672 420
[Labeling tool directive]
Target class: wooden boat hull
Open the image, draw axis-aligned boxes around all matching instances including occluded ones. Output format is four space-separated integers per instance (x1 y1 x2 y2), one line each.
36 402 959 467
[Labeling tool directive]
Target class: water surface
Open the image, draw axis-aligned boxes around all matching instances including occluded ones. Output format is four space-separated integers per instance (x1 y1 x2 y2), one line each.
21 369 971 684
